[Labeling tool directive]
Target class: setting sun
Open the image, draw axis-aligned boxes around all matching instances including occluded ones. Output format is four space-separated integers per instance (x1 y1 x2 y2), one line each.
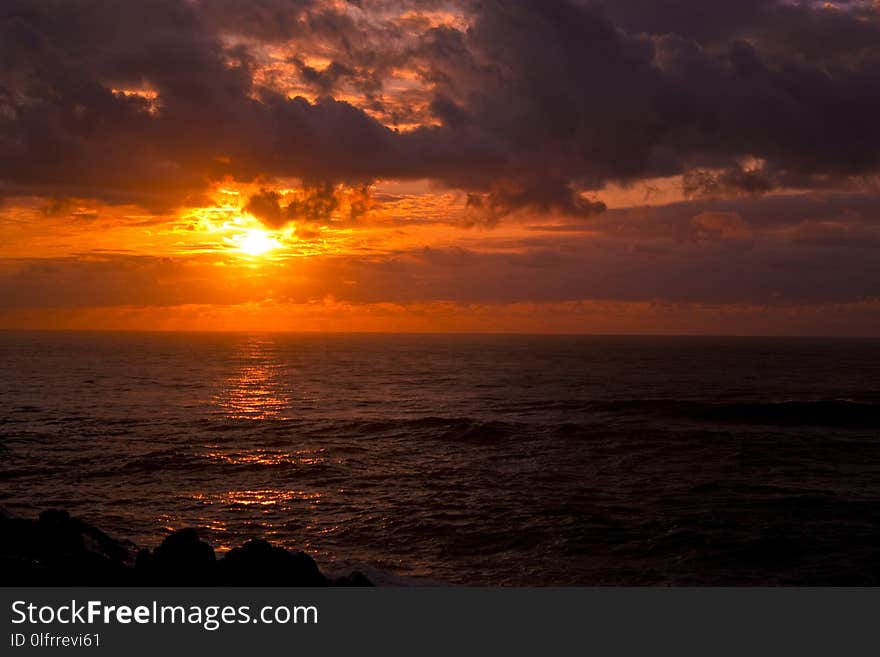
236 228 281 256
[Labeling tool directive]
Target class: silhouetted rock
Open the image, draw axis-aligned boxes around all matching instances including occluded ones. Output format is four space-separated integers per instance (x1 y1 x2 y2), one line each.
140 528 217 585
0 509 135 585
0 509 372 586
332 570 374 587
219 539 327 586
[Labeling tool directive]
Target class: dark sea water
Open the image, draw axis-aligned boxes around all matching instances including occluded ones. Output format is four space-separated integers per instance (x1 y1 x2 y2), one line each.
2 331 880 585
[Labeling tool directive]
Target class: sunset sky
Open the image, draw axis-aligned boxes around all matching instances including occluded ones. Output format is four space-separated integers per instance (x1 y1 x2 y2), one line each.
2 0 880 334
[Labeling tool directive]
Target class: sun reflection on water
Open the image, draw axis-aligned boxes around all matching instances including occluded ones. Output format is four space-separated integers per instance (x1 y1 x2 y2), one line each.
213 336 291 419
200 448 327 467
159 487 327 553
189 337 331 553
192 489 322 511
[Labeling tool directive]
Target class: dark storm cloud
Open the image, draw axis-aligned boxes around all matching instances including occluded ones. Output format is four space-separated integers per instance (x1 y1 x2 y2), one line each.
682 166 776 198
283 182 339 223
197 0 316 42
244 181 370 227
592 0 880 55
590 0 771 43
574 191 880 249
0 0 412 210
416 0 880 203
243 189 287 228
290 57 358 95
2 0 880 218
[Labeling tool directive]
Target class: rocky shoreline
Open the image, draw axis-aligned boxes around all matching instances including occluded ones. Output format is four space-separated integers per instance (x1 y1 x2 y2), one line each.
0 509 372 586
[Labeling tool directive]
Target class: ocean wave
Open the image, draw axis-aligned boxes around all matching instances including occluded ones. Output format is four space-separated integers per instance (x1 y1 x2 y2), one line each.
301 416 524 443
591 399 880 427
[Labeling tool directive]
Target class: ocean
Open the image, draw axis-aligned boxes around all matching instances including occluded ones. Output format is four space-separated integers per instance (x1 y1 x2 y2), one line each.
2 331 879 585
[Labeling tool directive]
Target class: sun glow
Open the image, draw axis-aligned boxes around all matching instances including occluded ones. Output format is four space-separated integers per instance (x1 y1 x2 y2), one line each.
236 228 282 256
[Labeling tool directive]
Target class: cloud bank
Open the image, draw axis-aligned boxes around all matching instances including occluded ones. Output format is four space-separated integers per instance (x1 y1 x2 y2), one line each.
2 0 878 216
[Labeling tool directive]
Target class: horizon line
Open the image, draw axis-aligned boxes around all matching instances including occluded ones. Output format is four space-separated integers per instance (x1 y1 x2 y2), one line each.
1 328 878 340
